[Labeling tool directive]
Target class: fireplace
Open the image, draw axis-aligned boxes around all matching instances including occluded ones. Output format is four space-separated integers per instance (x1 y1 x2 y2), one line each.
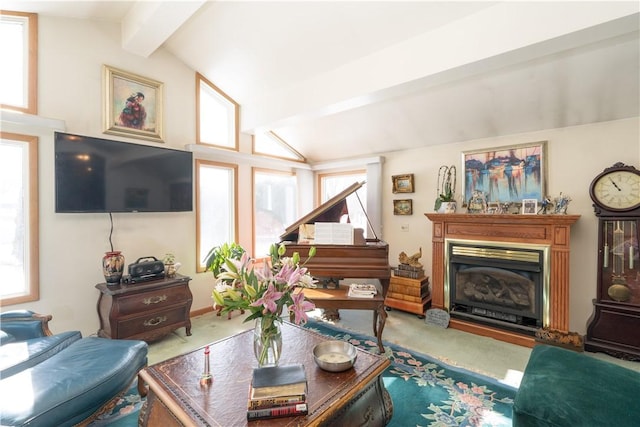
424 213 580 347
446 239 550 335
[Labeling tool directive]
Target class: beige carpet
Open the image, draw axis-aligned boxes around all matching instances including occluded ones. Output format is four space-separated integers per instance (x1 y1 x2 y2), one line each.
148 308 532 387
147 307 640 386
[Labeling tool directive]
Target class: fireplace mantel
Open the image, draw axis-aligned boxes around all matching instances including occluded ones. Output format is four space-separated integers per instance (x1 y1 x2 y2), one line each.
425 213 580 347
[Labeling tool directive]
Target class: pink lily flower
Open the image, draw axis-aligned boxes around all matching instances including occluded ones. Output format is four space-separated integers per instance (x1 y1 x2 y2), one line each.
251 283 283 314
289 291 315 324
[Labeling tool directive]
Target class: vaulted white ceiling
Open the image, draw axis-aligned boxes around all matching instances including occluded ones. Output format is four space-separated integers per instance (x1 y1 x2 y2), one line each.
6 1 640 163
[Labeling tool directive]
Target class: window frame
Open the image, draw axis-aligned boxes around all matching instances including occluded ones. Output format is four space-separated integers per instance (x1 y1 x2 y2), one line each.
252 167 297 258
195 159 238 273
252 131 306 163
195 72 239 151
318 169 369 236
0 10 38 115
0 131 39 305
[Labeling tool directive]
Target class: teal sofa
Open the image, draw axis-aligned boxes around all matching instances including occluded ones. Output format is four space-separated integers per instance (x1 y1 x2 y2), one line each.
0 310 148 426
513 344 640 427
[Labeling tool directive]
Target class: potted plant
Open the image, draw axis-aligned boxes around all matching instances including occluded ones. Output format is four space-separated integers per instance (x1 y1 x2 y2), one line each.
204 242 246 278
434 165 457 213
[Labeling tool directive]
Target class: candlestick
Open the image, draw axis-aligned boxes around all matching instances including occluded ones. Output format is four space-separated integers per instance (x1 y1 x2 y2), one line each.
200 345 213 386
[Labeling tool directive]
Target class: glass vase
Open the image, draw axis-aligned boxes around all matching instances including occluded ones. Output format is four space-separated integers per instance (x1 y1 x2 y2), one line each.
253 316 282 368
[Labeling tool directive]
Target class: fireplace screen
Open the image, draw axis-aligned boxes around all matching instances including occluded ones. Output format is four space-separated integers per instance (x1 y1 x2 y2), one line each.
446 239 549 333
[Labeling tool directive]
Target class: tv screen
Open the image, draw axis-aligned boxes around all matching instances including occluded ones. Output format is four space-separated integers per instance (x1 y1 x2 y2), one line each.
55 132 193 213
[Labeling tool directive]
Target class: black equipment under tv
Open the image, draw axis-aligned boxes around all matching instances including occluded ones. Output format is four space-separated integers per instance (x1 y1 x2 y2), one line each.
55 132 193 213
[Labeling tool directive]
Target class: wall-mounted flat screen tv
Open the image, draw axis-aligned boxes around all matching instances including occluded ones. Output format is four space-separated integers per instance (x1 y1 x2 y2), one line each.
55 132 193 213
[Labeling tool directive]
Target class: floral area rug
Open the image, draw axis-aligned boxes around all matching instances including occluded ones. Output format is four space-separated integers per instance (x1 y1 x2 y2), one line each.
303 319 516 427
87 319 516 426
85 380 142 427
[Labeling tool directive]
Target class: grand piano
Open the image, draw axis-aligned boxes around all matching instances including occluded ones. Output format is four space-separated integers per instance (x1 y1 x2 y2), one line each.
279 181 391 352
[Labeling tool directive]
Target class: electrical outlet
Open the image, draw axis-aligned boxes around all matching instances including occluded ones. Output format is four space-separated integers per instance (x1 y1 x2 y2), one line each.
401 224 409 232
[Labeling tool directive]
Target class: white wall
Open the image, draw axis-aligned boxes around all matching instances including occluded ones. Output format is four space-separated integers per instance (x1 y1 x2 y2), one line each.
381 118 640 333
3 15 639 338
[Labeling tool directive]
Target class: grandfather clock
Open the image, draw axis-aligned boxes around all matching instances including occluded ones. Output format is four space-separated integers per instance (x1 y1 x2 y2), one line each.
585 162 640 360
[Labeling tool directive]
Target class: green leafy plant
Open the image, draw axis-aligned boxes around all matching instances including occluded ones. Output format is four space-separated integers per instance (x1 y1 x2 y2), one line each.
204 242 246 278
434 165 457 211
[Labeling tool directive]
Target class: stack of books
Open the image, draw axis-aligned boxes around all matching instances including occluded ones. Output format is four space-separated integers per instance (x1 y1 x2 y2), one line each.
347 283 377 298
247 364 308 421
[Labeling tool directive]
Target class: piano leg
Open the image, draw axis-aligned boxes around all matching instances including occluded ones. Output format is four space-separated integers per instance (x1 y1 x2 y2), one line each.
373 305 387 353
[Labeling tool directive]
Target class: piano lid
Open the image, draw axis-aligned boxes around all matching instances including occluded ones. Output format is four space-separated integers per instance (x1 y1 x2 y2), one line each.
280 181 366 243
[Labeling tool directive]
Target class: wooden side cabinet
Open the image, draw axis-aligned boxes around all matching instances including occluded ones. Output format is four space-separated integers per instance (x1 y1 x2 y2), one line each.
95 274 192 342
385 275 431 318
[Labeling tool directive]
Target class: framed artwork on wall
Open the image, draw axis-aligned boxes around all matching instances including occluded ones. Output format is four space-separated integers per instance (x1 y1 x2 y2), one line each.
461 141 547 205
393 199 413 215
392 174 414 193
103 65 164 142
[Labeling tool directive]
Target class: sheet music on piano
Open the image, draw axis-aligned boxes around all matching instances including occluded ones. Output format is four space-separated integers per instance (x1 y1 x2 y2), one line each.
314 223 354 245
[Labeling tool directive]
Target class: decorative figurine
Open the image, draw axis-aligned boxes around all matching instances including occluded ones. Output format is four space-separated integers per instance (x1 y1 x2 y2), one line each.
398 247 423 269
538 197 553 214
467 190 487 214
200 345 213 386
554 193 572 214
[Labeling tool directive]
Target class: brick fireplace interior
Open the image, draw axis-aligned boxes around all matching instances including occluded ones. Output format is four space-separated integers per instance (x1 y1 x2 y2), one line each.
425 213 580 347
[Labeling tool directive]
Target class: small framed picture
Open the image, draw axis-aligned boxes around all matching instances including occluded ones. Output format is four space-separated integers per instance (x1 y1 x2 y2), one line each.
522 199 538 215
393 199 413 215
392 174 414 193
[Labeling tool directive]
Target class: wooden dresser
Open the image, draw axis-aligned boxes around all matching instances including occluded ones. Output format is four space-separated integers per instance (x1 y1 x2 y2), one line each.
95 274 192 342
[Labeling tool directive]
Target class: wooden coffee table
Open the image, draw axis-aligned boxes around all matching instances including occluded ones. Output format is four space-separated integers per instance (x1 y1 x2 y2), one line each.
138 322 393 426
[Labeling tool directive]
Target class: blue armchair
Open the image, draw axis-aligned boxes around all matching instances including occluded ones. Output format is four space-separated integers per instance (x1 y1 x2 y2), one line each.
0 310 148 426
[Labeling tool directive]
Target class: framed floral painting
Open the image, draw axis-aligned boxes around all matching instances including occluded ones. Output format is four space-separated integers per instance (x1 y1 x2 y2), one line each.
393 199 413 215
462 141 547 204
392 174 414 193
103 65 164 142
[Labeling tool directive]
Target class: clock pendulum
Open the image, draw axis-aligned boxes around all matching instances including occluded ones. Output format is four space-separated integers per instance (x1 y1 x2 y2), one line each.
608 221 630 302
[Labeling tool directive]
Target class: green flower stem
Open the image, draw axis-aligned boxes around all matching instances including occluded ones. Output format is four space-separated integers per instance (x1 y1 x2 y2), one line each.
256 316 281 366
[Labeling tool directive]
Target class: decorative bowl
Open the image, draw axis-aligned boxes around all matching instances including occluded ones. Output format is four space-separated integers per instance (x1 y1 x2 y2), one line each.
312 340 357 372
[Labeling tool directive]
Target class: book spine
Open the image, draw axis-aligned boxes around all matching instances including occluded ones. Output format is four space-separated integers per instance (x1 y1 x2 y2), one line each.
247 403 308 420
248 395 306 410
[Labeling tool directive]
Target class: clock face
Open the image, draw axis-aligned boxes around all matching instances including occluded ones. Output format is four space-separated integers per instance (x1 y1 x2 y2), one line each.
592 169 640 211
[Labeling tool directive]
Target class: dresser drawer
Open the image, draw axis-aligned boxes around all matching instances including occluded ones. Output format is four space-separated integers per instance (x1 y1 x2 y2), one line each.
117 305 189 337
117 285 190 316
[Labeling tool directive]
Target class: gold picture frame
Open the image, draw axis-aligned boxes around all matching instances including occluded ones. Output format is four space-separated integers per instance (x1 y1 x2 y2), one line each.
103 65 164 142
393 199 413 215
392 174 414 193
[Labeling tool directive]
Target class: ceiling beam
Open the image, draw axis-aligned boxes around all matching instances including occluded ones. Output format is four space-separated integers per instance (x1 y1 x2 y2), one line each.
121 0 207 57
241 2 639 132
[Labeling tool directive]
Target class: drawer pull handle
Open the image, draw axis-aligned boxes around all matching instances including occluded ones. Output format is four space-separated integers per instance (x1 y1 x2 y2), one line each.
144 316 167 327
143 295 167 305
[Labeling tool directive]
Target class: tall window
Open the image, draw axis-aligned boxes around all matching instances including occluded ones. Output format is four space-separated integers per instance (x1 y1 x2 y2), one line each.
0 132 39 304
196 72 238 150
0 11 38 114
319 171 368 236
196 160 237 272
253 169 297 258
